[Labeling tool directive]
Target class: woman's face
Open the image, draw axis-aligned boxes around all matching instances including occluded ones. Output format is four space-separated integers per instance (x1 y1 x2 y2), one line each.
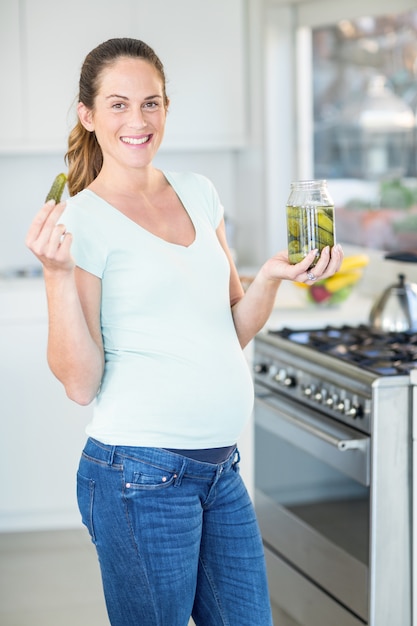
78 56 168 171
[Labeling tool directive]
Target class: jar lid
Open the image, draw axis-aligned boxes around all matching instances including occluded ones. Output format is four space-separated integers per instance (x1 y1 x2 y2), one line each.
290 179 328 189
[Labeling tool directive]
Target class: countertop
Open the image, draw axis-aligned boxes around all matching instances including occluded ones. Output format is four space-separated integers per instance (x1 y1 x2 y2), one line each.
0 277 46 323
266 280 375 331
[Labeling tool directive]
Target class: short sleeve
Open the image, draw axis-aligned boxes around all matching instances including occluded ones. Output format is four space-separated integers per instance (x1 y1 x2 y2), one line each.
59 193 108 278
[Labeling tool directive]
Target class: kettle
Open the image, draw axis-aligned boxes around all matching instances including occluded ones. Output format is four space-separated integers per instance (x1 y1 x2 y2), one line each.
369 274 417 332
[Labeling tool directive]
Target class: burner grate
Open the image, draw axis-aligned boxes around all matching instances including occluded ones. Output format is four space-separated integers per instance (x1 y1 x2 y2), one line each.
269 325 417 375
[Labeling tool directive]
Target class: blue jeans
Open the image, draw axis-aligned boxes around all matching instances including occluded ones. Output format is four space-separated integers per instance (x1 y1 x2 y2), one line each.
77 438 273 626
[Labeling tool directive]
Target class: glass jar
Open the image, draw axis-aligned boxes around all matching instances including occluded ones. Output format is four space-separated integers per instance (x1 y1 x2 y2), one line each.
286 179 335 267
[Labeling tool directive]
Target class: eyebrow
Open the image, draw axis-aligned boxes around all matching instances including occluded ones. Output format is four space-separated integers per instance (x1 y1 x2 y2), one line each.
105 94 163 100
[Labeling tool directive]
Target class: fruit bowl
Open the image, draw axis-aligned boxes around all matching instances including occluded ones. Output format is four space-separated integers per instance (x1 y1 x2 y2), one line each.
306 282 355 306
295 254 369 306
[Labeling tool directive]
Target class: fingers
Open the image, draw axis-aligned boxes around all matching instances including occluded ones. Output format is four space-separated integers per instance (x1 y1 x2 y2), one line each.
292 244 343 284
25 200 74 272
308 244 343 281
25 200 67 250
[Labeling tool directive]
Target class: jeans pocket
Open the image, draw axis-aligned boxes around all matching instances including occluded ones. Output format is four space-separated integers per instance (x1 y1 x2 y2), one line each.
77 471 96 543
124 460 178 491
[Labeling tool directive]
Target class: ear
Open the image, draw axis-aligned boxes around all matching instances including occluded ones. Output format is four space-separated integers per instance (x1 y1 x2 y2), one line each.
77 102 94 131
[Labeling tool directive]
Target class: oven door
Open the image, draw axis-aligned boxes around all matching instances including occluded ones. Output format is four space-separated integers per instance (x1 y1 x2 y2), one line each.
254 386 370 623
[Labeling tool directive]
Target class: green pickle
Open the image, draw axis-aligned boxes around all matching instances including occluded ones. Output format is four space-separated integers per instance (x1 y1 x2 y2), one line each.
286 204 335 266
286 180 335 266
45 172 67 203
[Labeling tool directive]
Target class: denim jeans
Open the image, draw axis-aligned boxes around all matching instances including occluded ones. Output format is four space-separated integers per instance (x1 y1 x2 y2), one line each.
77 438 273 626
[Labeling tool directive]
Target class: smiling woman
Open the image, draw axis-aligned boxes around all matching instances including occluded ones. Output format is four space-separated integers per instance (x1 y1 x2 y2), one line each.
76 57 169 195
65 39 170 198
24 36 342 626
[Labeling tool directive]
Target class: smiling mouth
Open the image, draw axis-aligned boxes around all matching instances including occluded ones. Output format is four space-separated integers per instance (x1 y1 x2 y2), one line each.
121 135 151 145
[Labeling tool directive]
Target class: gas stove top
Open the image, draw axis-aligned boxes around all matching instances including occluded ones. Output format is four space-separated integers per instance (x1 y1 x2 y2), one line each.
268 324 417 376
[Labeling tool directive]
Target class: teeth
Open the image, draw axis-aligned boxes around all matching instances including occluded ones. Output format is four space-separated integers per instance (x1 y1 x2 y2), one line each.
121 136 149 145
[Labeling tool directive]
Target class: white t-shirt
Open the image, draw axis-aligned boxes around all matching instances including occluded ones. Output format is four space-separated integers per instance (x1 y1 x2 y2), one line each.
61 171 254 447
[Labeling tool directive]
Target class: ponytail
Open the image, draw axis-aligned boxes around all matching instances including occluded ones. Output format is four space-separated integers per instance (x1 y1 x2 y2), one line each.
65 121 102 196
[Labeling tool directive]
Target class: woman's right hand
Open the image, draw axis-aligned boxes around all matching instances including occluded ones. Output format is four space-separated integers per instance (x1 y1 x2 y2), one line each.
25 200 74 273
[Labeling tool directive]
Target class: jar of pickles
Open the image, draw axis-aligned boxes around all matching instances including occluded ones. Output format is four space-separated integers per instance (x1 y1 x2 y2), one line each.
286 180 335 267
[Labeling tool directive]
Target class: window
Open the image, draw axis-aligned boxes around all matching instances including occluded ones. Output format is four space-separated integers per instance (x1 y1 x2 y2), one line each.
313 10 417 181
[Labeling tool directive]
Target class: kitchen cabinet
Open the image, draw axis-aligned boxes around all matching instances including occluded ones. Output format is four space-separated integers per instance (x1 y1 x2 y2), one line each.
0 281 92 531
1 0 247 153
0 1 22 146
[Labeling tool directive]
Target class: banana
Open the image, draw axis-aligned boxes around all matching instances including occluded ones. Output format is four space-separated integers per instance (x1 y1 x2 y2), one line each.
324 269 362 293
339 254 369 272
45 172 67 203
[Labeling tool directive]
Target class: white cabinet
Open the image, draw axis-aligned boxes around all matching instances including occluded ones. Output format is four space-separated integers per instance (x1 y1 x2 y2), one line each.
23 0 137 152
0 1 23 146
0 281 92 531
1 0 247 153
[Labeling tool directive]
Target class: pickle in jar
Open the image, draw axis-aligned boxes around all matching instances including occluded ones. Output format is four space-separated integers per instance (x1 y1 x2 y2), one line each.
286 205 335 266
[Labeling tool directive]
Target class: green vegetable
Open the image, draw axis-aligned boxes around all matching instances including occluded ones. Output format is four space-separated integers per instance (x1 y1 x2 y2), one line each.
287 205 335 265
45 173 67 203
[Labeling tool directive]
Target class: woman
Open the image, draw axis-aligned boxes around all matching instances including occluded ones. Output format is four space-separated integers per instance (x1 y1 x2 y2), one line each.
26 38 343 626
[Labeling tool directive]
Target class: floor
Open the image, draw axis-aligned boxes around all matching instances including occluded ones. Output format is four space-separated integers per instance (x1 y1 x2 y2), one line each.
0 528 297 625
0 528 110 626
0 528 198 626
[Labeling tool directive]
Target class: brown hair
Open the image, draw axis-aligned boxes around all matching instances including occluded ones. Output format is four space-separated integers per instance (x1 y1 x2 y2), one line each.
65 38 168 196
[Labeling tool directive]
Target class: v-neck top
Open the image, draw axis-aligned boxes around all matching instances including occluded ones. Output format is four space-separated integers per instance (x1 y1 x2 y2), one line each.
61 171 254 447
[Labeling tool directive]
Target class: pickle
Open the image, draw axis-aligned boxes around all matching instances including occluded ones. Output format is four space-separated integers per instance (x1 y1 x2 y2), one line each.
316 211 334 234
316 225 334 247
288 240 308 264
45 172 67 203
287 204 335 266
287 217 301 238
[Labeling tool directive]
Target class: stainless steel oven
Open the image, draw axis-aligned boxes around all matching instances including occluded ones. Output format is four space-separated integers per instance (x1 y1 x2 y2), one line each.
254 326 413 626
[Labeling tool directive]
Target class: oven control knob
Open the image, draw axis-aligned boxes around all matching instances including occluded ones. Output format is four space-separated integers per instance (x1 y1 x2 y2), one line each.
254 363 269 374
284 376 296 387
336 400 346 412
314 389 327 403
282 373 296 387
346 403 363 419
268 365 278 379
303 385 315 397
325 394 336 408
274 369 296 387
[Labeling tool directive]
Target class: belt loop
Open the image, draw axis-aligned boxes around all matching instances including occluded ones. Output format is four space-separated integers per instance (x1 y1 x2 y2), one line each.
173 459 187 487
108 446 116 466
233 448 240 466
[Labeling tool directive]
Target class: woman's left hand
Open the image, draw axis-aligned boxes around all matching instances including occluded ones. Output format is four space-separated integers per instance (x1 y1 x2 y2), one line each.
261 244 344 285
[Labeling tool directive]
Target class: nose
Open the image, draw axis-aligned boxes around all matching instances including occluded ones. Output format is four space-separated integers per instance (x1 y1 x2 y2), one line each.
128 107 147 130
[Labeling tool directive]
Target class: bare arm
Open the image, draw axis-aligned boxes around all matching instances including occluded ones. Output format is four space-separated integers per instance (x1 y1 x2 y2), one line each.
25 201 104 405
216 219 344 348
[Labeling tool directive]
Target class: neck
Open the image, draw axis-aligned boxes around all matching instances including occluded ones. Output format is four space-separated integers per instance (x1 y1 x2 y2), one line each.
90 163 162 197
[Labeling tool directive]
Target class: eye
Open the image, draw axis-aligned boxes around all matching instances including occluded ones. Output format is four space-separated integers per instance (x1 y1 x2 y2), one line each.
111 102 126 110
143 101 161 110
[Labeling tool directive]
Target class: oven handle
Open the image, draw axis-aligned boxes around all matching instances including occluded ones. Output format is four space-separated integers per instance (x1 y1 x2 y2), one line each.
283 412 367 451
255 392 370 485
